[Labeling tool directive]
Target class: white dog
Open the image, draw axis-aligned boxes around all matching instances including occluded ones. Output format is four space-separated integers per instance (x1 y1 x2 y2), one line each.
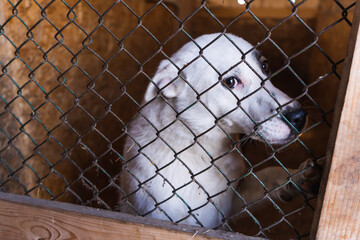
119 33 321 229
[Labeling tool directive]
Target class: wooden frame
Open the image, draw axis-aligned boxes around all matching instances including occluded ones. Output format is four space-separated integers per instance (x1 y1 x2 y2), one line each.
0 193 260 240
311 0 360 239
1 1 360 240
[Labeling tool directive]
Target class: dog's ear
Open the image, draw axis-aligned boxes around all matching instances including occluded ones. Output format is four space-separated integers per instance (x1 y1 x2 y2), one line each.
144 60 185 102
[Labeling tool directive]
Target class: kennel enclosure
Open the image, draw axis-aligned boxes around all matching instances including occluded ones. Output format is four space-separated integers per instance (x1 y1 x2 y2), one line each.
0 0 360 239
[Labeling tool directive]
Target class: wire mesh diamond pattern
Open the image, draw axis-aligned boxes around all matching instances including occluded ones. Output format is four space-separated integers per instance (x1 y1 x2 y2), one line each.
0 0 356 239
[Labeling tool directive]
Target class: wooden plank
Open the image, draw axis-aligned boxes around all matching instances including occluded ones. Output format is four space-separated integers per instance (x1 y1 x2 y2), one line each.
0 193 262 240
310 1 360 239
205 0 321 9
206 7 319 19
198 0 321 19
205 7 354 20
195 0 355 19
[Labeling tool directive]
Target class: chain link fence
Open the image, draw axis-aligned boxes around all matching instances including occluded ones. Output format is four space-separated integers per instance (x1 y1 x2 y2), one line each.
0 0 356 239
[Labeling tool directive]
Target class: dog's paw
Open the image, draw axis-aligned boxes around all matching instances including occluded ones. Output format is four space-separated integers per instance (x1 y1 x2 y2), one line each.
280 158 324 202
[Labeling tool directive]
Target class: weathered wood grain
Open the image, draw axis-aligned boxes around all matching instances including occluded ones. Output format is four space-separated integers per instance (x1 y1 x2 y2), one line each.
311 1 360 239
0 193 263 240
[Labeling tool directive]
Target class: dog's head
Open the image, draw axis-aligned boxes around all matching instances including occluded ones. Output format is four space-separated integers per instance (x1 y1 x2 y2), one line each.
144 33 306 145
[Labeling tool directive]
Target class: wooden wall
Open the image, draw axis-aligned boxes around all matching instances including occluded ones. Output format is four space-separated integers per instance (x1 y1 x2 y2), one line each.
0 0 179 204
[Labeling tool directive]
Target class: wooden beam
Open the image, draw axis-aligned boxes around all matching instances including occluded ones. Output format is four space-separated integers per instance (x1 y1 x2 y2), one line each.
0 193 262 240
311 1 360 239
195 0 355 20
205 0 321 9
206 7 319 19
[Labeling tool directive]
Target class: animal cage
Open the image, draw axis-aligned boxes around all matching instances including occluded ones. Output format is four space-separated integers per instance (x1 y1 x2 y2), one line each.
0 0 359 239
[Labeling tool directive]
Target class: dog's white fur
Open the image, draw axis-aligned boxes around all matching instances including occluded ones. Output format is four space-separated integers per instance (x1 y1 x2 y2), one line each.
119 33 314 228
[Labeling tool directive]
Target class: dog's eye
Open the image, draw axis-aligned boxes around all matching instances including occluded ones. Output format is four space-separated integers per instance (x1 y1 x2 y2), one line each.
260 56 270 74
222 77 238 89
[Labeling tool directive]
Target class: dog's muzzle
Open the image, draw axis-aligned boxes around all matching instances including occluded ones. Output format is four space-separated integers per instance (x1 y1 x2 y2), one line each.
283 108 307 132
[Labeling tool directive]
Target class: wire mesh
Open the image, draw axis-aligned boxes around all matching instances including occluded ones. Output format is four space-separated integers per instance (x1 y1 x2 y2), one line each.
0 0 356 239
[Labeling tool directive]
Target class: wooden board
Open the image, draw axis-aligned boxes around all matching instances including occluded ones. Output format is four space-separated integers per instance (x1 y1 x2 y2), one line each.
205 0 321 9
311 1 360 239
206 8 319 19
201 0 320 19
0 193 263 240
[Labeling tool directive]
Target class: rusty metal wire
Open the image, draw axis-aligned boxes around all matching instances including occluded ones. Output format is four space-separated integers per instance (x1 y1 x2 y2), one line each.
0 0 356 239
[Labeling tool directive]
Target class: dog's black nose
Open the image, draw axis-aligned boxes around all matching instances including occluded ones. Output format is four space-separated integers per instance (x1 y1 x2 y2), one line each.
284 108 307 132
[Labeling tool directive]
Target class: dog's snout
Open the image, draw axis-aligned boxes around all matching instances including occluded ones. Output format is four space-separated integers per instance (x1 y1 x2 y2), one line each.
284 108 307 132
